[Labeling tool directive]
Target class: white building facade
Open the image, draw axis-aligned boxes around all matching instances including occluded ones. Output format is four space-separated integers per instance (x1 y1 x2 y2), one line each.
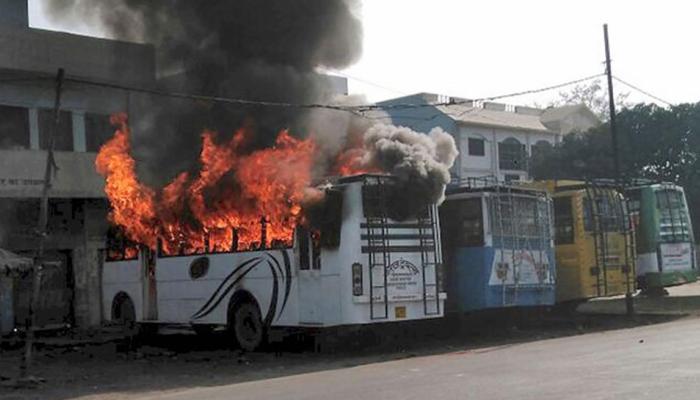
378 93 600 184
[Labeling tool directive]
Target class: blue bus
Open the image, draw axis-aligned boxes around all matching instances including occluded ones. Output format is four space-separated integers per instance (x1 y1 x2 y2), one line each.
439 181 556 312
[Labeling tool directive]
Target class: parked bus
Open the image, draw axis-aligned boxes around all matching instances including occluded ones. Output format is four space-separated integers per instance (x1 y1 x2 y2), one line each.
439 179 556 312
626 182 696 290
533 180 635 302
102 174 445 350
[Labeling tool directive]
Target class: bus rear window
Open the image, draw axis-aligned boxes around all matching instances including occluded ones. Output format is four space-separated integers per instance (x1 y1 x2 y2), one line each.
583 193 625 233
656 189 691 242
491 196 546 239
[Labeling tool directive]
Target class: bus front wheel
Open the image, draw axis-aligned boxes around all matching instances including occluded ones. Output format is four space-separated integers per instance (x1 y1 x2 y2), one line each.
230 302 265 352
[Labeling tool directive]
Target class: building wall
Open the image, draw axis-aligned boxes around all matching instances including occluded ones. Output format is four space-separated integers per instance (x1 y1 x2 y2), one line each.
458 125 557 182
0 26 155 87
0 0 28 28
0 21 155 328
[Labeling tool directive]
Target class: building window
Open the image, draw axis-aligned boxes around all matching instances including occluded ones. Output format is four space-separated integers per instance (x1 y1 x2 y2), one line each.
504 174 520 183
468 138 485 156
498 137 526 171
85 113 114 152
0 105 30 150
531 140 553 161
39 109 73 151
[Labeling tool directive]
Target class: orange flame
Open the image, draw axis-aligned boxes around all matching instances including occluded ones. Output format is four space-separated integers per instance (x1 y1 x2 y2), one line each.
97 114 335 256
96 113 158 249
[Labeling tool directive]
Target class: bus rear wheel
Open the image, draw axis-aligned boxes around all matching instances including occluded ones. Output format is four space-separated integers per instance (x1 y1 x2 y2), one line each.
230 302 265 352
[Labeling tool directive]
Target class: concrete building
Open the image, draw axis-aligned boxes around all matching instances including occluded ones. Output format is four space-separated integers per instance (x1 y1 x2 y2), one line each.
377 93 600 183
0 0 156 329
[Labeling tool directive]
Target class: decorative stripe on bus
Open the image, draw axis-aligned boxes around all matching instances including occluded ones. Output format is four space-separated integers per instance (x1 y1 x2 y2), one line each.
361 245 435 254
360 234 435 240
360 223 434 229
191 250 291 324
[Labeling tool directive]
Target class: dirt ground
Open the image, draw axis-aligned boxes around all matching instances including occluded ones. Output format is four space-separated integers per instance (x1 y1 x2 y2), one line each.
0 309 686 400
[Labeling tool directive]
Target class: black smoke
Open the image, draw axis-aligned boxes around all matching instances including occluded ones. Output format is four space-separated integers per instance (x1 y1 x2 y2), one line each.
46 0 363 186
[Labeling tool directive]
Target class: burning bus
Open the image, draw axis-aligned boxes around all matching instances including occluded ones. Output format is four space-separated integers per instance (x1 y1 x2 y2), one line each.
102 174 444 350
96 116 456 350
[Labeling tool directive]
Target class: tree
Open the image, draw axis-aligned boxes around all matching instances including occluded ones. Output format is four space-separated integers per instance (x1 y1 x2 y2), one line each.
531 102 700 233
548 79 631 121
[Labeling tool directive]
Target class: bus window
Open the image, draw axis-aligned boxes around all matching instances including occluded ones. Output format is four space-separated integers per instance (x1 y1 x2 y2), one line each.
554 197 574 244
656 189 691 242
311 231 321 270
106 226 138 261
442 198 484 247
457 198 484 246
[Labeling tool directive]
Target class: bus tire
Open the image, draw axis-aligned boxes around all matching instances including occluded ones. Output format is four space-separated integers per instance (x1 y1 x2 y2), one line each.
229 301 265 352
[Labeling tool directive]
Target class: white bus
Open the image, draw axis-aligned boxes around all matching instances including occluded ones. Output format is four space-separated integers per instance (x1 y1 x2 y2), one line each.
102 174 445 350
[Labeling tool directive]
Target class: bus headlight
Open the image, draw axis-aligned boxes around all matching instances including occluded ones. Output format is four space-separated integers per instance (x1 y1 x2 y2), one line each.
352 262 363 296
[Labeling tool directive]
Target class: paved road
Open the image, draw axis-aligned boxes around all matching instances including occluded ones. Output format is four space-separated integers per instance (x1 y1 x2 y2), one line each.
135 318 700 400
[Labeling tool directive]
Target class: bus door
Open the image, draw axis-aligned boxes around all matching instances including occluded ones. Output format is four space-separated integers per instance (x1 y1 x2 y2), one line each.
141 247 158 321
297 227 322 324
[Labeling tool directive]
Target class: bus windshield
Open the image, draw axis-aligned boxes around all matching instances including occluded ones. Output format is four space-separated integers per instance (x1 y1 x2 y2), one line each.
656 189 692 243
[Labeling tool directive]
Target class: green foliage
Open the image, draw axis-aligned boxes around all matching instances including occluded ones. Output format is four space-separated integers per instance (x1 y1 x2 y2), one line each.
531 102 700 235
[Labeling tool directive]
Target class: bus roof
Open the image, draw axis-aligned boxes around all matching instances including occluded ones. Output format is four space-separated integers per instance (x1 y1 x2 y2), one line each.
446 183 546 197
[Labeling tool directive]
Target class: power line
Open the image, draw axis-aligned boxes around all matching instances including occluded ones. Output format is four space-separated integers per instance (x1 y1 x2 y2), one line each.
359 74 604 121
475 73 606 103
0 69 605 116
63 76 359 113
612 76 673 106
324 70 408 96
355 73 605 113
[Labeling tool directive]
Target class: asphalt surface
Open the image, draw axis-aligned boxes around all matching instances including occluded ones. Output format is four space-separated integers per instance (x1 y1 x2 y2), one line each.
133 317 700 400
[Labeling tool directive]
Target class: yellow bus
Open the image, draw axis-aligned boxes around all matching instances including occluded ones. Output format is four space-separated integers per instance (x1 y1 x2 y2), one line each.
532 180 635 302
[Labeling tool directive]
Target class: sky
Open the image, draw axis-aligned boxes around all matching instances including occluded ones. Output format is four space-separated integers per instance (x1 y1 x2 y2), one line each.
28 0 700 107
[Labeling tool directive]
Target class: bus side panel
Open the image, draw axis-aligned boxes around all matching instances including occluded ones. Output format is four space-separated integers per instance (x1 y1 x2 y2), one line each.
102 259 144 322
155 250 301 327
450 246 490 312
554 243 584 302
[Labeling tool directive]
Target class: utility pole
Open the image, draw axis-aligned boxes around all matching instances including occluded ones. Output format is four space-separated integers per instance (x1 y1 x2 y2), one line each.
604 25 634 316
18 68 65 384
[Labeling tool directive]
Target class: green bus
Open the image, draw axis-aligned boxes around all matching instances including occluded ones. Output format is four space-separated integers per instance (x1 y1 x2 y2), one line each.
627 183 697 290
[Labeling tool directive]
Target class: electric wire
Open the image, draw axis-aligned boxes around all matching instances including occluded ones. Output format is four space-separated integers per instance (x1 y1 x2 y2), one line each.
612 76 674 106
0 70 607 116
